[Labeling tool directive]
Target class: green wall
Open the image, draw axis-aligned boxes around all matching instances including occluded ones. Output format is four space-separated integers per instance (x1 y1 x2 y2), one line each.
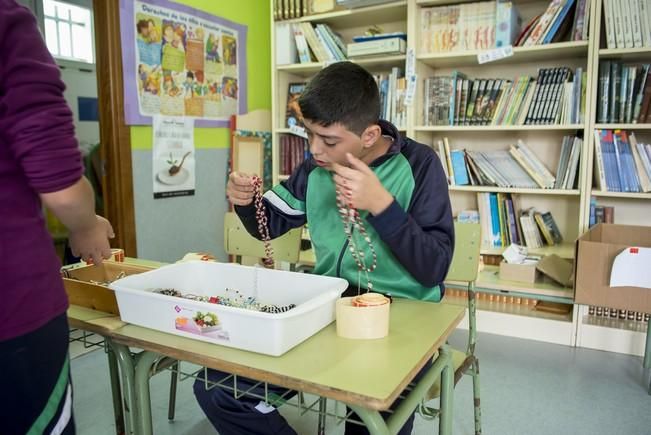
130 0 271 150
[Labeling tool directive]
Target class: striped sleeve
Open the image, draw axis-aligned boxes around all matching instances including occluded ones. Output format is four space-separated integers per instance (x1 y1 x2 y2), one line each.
234 161 312 239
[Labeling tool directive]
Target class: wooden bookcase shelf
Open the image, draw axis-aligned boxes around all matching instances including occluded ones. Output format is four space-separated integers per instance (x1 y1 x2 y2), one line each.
278 54 406 75
414 124 585 131
271 0 649 351
417 41 590 68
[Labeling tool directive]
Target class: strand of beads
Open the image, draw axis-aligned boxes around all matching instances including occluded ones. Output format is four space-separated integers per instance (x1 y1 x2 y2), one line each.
335 191 378 292
251 176 274 268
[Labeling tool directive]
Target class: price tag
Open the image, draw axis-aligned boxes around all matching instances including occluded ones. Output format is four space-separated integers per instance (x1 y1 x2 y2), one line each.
404 48 417 106
477 45 514 64
289 125 308 139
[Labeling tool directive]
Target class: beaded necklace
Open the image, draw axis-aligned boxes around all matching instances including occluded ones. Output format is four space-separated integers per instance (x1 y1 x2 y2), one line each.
251 176 274 268
336 192 378 292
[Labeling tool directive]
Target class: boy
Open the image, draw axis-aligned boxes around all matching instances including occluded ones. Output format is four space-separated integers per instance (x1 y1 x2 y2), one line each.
194 62 454 434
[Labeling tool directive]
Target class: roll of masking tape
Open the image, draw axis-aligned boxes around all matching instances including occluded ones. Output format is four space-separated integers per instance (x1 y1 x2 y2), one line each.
336 295 390 339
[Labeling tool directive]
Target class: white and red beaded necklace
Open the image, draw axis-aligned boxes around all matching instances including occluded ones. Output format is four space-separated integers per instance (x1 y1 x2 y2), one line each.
251 176 274 268
336 192 378 292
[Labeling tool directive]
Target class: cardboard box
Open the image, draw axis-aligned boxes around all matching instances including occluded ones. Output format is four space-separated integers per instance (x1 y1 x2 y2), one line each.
62 261 154 314
499 260 540 284
574 224 651 314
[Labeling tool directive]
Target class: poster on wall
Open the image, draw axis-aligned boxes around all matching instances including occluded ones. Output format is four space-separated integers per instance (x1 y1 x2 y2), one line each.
152 116 195 198
119 0 247 127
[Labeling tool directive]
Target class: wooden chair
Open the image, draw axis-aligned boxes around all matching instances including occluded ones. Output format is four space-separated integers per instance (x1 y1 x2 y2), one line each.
418 222 482 435
223 211 303 267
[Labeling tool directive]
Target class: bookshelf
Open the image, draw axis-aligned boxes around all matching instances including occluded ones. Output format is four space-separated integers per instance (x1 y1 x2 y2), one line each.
577 0 651 355
270 0 649 350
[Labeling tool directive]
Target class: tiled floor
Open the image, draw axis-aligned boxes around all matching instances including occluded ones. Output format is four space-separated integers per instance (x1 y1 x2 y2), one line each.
70 330 651 434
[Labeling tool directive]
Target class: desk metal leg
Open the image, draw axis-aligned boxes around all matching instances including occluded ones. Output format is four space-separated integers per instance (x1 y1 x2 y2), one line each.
134 351 161 435
348 345 454 435
345 407 391 435
107 340 138 435
106 347 125 435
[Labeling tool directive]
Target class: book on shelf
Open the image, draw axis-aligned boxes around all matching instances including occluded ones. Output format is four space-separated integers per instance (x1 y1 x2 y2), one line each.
286 82 307 128
477 193 561 250
276 22 298 65
598 62 651 124
347 37 406 57
274 0 334 20
420 1 498 53
601 0 651 49
423 67 585 127
374 68 407 129
279 134 310 176
522 0 589 45
436 0 589 48
437 136 578 190
589 197 615 227
496 1 522 47
534 211 563 245
593 129 651 192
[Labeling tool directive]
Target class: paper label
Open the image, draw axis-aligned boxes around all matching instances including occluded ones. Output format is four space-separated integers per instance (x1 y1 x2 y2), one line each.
477 45 514 64
289 125 308 139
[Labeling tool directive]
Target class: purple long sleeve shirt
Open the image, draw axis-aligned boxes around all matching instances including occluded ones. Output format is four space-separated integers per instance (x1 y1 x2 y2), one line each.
0 0 84 341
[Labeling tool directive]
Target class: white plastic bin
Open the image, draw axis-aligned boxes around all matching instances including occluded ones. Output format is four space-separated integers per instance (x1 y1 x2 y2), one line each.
110 261 348 356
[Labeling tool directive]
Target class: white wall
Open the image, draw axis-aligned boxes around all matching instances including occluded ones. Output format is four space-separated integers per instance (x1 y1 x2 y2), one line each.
59 66 100 149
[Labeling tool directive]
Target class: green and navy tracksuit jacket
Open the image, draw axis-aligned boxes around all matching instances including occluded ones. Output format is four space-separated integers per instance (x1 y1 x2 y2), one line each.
235 120 454 302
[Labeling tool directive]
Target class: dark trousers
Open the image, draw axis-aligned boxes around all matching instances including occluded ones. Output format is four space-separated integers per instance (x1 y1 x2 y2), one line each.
193 361 432 435
0 312 75 435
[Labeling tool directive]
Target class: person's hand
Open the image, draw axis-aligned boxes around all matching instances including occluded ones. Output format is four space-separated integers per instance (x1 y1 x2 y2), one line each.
332 153 393 215
68 215 114 265
226 171 256 206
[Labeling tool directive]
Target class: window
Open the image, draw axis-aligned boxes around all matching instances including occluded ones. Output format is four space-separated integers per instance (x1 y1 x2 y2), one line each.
43 0 94 64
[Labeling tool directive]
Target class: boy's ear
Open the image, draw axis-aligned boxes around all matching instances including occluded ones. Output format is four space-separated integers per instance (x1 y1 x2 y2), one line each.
360 124 381 148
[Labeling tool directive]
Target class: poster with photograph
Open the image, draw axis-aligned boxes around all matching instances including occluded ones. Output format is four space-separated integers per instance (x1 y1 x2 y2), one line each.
152 116 195 199
120 0 247 126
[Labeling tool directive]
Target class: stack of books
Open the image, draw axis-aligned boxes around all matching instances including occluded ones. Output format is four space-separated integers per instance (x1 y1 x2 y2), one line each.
597 62 651 124
593 130 651 193
475 192 563 249
602 0 651 49
423 67 586 126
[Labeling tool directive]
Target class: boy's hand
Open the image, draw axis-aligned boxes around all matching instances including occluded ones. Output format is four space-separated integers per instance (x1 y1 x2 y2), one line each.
227 171 256 206
332 153 393 215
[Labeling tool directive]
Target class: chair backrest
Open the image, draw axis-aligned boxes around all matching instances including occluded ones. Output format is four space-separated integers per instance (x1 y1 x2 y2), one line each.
223 212 302 264
446 223 481 283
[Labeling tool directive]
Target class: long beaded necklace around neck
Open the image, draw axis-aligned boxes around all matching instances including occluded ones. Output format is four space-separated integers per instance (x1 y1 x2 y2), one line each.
336 192 378 292
251 176 274 268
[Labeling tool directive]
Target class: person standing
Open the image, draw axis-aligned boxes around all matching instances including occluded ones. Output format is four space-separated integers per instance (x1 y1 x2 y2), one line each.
0 2 115 433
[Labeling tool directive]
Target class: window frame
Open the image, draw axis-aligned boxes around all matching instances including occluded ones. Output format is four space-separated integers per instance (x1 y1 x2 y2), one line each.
40 0 96 68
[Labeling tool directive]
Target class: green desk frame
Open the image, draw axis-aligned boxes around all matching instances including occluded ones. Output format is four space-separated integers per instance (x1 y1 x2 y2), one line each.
70 300 464 435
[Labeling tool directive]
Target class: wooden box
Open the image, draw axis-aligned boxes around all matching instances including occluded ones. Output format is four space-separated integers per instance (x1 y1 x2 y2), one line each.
62 261 154 314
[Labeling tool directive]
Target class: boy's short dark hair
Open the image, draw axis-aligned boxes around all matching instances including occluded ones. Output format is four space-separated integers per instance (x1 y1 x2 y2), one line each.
298 62 380 136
